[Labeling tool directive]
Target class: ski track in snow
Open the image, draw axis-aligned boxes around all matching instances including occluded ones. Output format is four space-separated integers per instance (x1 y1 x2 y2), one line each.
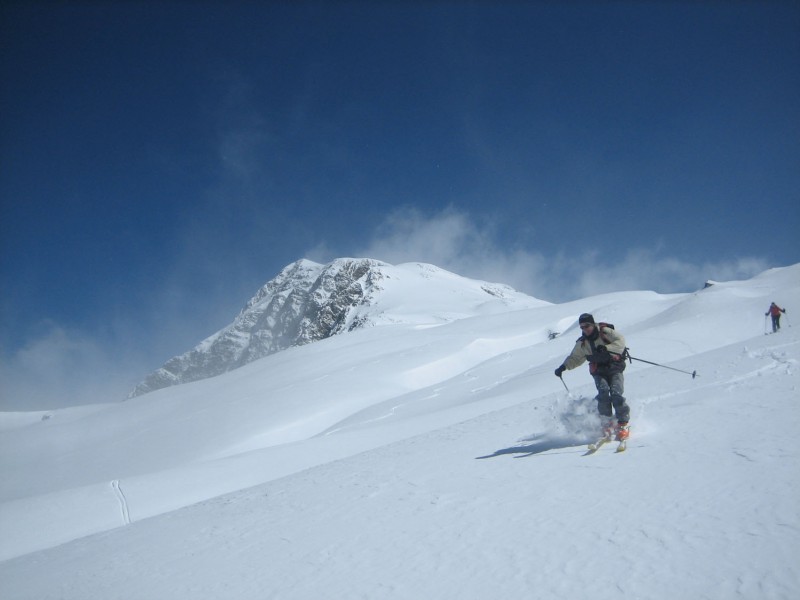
110 480 131 526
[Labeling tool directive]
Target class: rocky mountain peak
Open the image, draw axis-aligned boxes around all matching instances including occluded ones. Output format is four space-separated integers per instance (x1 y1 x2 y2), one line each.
129 258 542 398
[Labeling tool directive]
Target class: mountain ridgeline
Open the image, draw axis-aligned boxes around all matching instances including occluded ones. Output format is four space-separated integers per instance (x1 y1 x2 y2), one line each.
129 258 544 398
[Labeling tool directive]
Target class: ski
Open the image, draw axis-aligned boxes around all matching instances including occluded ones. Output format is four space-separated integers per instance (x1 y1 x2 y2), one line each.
584 435 612 455
584 426 630 455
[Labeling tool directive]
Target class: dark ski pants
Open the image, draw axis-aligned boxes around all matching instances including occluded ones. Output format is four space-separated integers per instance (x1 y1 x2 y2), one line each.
771 315 781 333
593 371 630 424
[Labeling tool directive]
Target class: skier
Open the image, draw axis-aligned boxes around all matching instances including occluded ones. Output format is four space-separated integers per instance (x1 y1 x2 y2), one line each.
554 313 630 441
766 302 786 333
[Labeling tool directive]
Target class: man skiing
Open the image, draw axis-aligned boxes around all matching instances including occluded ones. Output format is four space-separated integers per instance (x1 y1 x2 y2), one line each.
766 302 786 333
555 313 630 441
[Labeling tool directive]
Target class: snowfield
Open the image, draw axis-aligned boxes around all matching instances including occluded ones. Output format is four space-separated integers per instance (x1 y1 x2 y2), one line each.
1 263 798 599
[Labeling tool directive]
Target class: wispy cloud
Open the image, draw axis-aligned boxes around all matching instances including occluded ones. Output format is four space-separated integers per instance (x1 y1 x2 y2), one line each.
0 325 144 411
566 253 770 301
320 206 770 302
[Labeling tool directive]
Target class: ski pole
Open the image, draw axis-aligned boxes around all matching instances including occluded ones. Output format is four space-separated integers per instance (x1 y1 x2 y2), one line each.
558 375 570 393
627 355 698 379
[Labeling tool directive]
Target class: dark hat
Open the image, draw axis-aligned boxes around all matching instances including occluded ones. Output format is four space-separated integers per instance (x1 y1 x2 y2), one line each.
578 313 595 325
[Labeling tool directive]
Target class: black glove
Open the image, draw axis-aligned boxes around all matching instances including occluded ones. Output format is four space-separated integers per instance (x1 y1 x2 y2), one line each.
555 365 566 377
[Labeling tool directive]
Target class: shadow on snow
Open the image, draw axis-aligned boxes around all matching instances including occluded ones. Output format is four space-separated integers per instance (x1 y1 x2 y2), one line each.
475 434 590 459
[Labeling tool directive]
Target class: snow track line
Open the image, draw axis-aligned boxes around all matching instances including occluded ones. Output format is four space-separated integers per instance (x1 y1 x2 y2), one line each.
111 480 131 525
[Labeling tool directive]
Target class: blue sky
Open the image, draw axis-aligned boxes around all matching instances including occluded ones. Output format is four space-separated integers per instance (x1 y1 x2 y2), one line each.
1 1 799 408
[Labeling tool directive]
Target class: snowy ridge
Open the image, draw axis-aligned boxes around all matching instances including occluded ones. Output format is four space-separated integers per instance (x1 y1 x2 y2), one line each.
129 258 546 397
0 263 798 599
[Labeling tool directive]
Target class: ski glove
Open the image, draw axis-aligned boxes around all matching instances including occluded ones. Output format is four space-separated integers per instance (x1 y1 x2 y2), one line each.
555 365 566 377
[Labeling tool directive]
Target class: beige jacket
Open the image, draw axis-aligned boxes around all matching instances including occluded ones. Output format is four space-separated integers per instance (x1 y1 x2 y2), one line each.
563 325 627 372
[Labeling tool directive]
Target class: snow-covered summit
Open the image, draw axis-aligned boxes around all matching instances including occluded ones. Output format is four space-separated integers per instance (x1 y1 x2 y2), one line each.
129 258 547 397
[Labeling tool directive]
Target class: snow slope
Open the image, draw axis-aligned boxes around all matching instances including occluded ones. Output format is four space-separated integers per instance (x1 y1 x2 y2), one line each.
1 264 798 599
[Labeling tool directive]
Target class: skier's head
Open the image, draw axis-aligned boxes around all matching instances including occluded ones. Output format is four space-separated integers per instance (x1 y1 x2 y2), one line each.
579 313 596 334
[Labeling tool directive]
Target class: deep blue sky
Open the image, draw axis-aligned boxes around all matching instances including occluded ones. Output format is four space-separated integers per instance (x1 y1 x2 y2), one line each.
1 1 799 407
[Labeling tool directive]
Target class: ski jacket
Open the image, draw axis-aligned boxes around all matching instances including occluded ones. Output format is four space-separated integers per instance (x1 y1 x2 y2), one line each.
562 325 627 374
767 304 785 317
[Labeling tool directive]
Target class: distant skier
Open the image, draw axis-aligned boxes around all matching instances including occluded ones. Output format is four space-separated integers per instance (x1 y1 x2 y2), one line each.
766 302 786 333
554 313 630 441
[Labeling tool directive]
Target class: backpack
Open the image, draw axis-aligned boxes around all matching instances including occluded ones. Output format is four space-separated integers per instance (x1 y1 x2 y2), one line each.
597 322 615 345
581 322 630 363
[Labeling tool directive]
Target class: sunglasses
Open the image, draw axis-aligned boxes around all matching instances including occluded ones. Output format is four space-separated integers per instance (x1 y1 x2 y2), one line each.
580 323 594 329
